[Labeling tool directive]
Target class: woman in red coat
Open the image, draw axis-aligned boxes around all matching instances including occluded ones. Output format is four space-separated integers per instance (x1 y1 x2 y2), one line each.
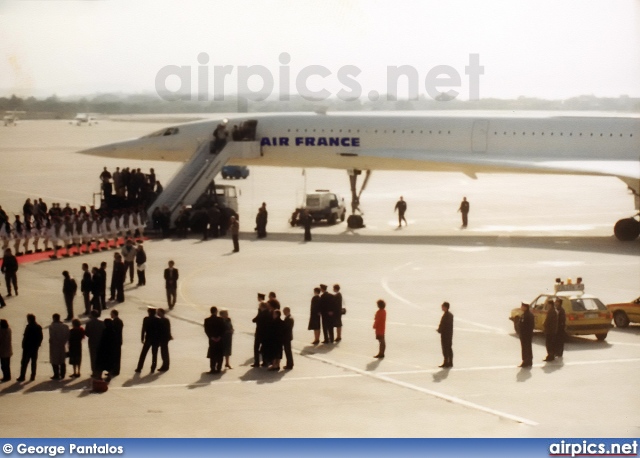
373 300 386 358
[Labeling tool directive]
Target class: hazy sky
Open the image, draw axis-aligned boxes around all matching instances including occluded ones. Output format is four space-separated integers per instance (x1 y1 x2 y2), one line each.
1 0 639 100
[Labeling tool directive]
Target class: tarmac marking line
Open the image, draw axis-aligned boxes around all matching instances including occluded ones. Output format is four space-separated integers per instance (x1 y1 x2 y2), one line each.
305 353 539 426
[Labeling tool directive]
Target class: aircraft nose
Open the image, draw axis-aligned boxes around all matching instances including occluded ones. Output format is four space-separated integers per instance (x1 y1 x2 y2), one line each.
77 139 142 158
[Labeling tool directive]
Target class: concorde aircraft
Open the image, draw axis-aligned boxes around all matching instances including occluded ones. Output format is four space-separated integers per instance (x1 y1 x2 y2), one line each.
78 111 640 240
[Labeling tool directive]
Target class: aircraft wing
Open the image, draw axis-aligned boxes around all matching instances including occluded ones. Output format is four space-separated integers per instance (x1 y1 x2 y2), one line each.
351 148 640 182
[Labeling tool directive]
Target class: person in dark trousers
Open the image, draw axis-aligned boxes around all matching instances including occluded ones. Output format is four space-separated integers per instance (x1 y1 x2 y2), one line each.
17 314 43 382
437 301 454 368
308 287 321 345
98 262 107 310
84 310 104 378
90 267 102 314
302 209 312 241
135 242 146 286
394 196 408 228
48 313 69 380
110 253 126 303
0 319 13 381
319 284 335 344
333 284 343 342
266 309 284 371
80 263 92 316
220 309 233 369
96 318 117 381
204 306 225 374
282 307 294 370
164 260 179 310
554 298 566 358
121 239 137 284
135 307 161 373
62 270 78 321
255 202 268 239
518 302 535 367
373 300 386 358
230 216 240 252
110 309 124 376
543 299 558 362
458 197 470 228
68 319 84 378
252 294 270 367
1 248 18 296
157 308 172 372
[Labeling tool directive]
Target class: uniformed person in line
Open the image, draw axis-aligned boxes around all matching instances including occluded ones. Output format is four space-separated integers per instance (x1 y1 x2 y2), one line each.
554 298 566 358
518 302 535 368
543 299 558 362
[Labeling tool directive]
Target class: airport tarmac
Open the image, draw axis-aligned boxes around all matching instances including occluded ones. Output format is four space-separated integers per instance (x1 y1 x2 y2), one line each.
0 120 638 438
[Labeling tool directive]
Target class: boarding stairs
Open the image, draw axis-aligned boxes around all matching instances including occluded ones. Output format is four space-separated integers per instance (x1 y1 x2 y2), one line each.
147 138 260 228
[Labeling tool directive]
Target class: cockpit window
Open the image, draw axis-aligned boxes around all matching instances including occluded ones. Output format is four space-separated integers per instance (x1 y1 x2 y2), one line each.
142 127 180 138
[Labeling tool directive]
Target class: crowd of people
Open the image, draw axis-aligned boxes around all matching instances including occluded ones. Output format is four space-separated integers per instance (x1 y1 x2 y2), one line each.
99 166 162 211
0 198 147 259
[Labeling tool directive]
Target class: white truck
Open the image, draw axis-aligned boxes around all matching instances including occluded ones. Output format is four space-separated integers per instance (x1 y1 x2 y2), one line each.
303 190 346 224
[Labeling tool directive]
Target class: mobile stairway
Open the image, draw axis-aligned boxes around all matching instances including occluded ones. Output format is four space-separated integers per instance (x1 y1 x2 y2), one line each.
147 137 261 228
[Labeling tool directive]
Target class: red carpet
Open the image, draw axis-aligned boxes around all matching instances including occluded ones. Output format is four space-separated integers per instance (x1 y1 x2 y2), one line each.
14 237 147 265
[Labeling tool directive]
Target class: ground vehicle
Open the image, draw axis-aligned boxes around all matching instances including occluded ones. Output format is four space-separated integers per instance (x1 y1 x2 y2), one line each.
221 165 250 179
303 190 346 224
509 282 612 341
607 296 640 328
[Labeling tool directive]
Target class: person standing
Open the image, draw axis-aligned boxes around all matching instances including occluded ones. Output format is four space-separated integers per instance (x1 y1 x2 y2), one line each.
135 307 161 373
302 209 312 242
135 242 147 286
458 197 470 228
543 299 558 362
319 284 335 344
554 298 566 359
252 294 269 367
49 314 69 380
17 314 43 382
518 303 535 368
266 309 284 371
84 310 105 378
1 248 18 296
98 261 108 310
282 307 294 370
307 287 321 345
437 301 454 368
121 239 137 284
332 284 344 342
230 216 240 252
0 319 12 381
96 319 118 380
157 308 172 372
164 260 179 310
220 309 233 369
373 300 386 358
255 203 268 239
394 196 408 228
62 270 78 321
204 306 225 374
68 319 84 378
111 253 126 303
80 263 92 316
110 309 124 376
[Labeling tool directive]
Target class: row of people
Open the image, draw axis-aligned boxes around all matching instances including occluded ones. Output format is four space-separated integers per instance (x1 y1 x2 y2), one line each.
0 209 147 257
99 166 161 204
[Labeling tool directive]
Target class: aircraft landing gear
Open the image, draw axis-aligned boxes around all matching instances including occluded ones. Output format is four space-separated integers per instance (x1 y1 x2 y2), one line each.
346 169 371 229
614 216 640 241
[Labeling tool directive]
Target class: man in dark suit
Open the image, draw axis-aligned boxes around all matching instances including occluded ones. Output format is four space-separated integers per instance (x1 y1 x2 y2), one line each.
164 260 179 310
157 308 172 372
109 309 124 376
110 253 126 303
543 299 558 362
16 314 43 382
319 284 334 344
80 263 92 315
437 301 454 368
1 248 18 296
98 261 108 310
554 298 566 358
135 307 161 373
518 302 535 367
282 307 294 370
251 294 269 367
204 306 225 373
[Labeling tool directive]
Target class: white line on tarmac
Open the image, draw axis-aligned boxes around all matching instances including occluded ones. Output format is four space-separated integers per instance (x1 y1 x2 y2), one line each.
304 353 539 426
380 276 420 309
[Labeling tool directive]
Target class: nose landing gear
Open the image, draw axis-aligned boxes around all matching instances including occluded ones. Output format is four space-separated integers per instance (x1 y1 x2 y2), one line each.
346 169 371 229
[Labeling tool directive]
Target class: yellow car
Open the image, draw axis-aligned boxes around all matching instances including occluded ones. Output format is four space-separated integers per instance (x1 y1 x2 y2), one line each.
607 296 640 328
510 283 612 341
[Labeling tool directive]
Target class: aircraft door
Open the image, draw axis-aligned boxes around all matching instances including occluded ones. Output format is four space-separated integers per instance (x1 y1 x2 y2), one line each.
471 120 489 153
